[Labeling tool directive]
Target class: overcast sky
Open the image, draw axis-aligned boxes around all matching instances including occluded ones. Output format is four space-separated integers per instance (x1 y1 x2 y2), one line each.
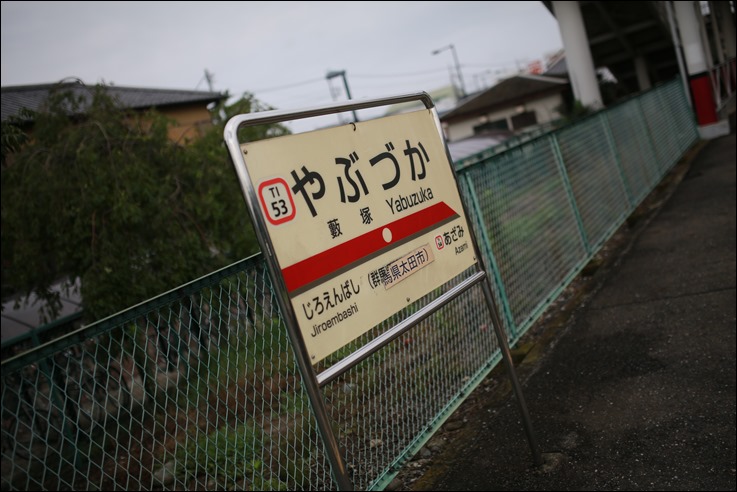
1 1 563 133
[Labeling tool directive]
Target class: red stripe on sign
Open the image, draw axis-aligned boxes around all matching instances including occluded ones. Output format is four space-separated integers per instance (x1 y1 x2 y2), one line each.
282 202 458 295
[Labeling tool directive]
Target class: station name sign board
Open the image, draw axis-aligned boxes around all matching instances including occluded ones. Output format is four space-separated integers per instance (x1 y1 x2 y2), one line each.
241 109 475 363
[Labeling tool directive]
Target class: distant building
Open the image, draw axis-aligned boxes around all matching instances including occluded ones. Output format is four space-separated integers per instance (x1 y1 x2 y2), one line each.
1 79 227 143
379 57 573 163
1 79 227 347
439 73 571 143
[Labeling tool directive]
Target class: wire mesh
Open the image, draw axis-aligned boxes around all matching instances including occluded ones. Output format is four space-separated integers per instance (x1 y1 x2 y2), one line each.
2 78 698 491
2 258 334 491
454 78 697 346
604 103 661 205
555 116 631 251
317 268 499 490
638 81 698 177
459 137 586 336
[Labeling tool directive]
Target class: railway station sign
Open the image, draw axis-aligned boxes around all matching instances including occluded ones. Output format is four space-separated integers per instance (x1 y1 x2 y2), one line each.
240 109 475 363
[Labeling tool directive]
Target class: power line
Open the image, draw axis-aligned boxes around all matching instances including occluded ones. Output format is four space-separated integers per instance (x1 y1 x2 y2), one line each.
193 72 206 91
351 67 450 78
345 62 525 81
352 75 450 91
461 61 525 68
193 69 215 92
249 77 326 94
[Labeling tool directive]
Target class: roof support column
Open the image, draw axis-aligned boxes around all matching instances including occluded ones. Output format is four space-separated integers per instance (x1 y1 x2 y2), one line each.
552 1 603 110
696 2 715 68
708 1 725 64
634 56 652 91
713 1 735 59
672 0 728 138
713 0 736 102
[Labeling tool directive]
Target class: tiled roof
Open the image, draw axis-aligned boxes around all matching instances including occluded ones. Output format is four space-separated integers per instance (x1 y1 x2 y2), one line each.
1 80 226 122
440 74 569 121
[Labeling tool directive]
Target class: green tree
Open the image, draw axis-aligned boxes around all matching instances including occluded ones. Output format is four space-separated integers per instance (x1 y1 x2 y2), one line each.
1 83 288 323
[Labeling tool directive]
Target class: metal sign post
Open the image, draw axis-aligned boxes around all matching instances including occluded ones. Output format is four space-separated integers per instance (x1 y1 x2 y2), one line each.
224 93 541 490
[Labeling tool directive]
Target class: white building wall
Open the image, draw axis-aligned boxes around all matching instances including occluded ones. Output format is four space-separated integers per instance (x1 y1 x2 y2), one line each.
447 119 479 142
525 94 566 125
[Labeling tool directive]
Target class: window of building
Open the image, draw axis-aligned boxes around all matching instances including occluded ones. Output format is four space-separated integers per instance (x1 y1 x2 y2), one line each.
473 118 509 134
510 111 538 130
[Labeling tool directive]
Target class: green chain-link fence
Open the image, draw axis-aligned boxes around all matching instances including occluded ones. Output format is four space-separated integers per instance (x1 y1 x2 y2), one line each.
1 78 697 490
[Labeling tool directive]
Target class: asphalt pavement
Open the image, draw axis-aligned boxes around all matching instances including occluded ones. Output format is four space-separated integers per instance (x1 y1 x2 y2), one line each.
397 111 736 491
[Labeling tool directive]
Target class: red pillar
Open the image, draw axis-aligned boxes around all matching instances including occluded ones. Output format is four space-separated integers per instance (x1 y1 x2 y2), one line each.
688 72 718 125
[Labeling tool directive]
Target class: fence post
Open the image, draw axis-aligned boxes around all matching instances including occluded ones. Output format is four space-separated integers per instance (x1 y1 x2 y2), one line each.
549 134 591 256
636 95 663 175
460 172 517 339
600 113 635 208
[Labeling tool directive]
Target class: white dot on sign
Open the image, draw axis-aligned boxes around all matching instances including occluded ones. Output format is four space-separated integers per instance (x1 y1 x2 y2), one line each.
382 228 392 243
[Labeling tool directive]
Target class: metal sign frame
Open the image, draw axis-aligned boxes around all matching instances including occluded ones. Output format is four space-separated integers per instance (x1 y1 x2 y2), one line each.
223 93 540 490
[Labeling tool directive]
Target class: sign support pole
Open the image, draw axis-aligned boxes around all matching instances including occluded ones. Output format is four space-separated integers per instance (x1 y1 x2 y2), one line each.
481 279 543 466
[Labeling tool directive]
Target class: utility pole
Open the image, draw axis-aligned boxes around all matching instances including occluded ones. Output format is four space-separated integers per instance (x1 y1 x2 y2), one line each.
326 70 359 122
204 69 214 91
432 44 466 98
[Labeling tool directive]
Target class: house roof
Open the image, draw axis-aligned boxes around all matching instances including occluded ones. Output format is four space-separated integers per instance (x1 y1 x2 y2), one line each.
440 73 569 121
544 50 568 77
1 80 227 122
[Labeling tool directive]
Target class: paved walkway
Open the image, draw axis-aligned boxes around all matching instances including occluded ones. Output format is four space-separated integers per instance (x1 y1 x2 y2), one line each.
402 113 736 491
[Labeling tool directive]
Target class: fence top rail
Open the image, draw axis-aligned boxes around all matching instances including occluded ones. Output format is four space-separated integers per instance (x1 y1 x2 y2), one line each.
454 77 683 173
1 252 265 373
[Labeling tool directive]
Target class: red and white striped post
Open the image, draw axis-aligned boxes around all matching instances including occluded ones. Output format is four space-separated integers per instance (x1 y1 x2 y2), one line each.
673 0 730 139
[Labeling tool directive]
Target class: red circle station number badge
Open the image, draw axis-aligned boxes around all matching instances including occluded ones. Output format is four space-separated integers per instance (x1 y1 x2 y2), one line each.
258 177 296 225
